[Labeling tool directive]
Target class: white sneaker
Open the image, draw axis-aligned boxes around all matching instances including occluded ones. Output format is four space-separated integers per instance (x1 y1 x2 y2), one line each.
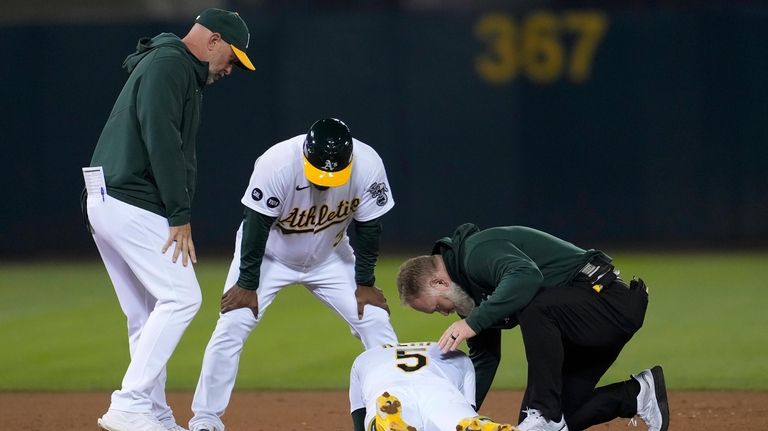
190 423 220 431
517 408 568 431
157 415 188 431
632 366 670 431
97 409 167 431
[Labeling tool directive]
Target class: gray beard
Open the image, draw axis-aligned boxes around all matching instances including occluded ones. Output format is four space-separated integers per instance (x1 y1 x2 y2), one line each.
445 282 475 316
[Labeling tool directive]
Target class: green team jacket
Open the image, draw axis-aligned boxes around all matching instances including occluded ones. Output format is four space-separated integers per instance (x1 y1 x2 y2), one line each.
431 222 609 407
90 33 208 226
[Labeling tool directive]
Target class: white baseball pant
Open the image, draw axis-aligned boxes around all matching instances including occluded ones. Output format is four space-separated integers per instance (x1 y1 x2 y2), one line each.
364 385 480 431
189 226 397 431
87 190 202 424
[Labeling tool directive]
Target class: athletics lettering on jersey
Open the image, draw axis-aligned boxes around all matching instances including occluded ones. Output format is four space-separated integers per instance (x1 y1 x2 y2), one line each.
240 137 394 269
277 198 361 234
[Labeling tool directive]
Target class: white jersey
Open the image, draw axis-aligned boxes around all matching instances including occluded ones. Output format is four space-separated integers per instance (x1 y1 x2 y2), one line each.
349 342 478 431
240 135 395 269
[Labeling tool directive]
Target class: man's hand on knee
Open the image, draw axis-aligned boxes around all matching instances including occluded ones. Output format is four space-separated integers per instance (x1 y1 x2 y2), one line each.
355 285 390 319
221 283 259 318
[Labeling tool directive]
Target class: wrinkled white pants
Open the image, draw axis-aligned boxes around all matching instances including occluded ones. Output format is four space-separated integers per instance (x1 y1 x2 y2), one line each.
189 224 397 431
87 188 201 424
363 385 480 431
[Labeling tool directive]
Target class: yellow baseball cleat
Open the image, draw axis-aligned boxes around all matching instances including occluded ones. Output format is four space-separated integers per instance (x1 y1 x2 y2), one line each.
374 392 417 431
456 415 519 431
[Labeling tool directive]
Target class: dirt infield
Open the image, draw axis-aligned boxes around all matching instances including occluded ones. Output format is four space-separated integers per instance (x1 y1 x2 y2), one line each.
2 390 767 430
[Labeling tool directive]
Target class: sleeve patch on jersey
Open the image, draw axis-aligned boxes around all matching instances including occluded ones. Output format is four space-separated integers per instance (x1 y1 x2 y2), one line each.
367 182 389 207
251 188 263 201
266 196 280 208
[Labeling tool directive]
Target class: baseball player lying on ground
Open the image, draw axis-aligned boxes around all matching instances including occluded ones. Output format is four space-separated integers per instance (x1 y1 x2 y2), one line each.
349 342 517 431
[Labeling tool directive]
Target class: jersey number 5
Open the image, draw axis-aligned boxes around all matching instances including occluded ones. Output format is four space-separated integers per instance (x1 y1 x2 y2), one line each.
395 349 427 372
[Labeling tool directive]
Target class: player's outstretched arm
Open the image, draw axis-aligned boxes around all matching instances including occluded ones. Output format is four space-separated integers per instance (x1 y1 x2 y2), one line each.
351 218 383 286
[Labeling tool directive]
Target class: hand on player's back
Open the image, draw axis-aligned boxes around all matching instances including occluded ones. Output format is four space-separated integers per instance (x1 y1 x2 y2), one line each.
221 284 259 318
355 285 390 319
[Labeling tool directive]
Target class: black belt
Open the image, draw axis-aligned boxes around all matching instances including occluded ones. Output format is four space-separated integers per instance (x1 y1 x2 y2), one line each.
80 187 93 234
577 261 616 279
575 258 648 294
574 258 622 292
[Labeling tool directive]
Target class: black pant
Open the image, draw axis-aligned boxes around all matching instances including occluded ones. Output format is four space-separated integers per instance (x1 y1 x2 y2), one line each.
517 278 648 430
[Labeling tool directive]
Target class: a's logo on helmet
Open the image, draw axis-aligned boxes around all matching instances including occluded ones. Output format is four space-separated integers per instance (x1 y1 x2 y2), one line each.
367 182 389 207
251 188 263 201
323 160 336 171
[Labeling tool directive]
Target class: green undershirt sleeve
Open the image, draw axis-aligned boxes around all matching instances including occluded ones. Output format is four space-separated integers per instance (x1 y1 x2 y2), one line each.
236 207 276 290
351 408 366 431
351 217 383 286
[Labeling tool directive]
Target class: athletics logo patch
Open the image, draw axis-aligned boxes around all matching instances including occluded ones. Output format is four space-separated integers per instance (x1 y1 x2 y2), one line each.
367 182 389 207
251 188 263 201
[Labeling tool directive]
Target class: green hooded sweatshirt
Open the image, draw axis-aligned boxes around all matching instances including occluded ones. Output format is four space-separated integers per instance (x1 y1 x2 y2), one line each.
431 222 608 407
90 33 208 226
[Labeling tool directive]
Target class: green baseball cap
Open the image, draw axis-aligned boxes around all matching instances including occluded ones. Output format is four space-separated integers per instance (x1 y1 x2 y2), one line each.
195 8 255 71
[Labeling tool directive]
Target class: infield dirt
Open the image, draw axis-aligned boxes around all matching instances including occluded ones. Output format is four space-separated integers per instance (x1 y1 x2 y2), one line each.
2 390 766 430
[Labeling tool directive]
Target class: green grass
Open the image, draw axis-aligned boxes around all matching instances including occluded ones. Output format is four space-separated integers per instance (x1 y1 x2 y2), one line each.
1 252 767 391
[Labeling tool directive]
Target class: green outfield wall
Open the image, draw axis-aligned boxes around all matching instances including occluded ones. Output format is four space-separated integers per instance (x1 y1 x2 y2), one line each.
2 4 767 256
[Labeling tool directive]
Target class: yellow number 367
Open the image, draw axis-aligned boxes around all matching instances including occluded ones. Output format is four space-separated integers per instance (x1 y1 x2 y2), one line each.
475 11 608 85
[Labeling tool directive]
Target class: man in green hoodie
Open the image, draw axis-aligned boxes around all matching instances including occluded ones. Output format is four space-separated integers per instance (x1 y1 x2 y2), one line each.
81 8 254 431
396 223 669 431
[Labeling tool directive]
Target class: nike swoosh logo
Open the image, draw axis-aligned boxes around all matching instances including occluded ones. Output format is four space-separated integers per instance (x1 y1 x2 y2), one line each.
295 185 311 191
